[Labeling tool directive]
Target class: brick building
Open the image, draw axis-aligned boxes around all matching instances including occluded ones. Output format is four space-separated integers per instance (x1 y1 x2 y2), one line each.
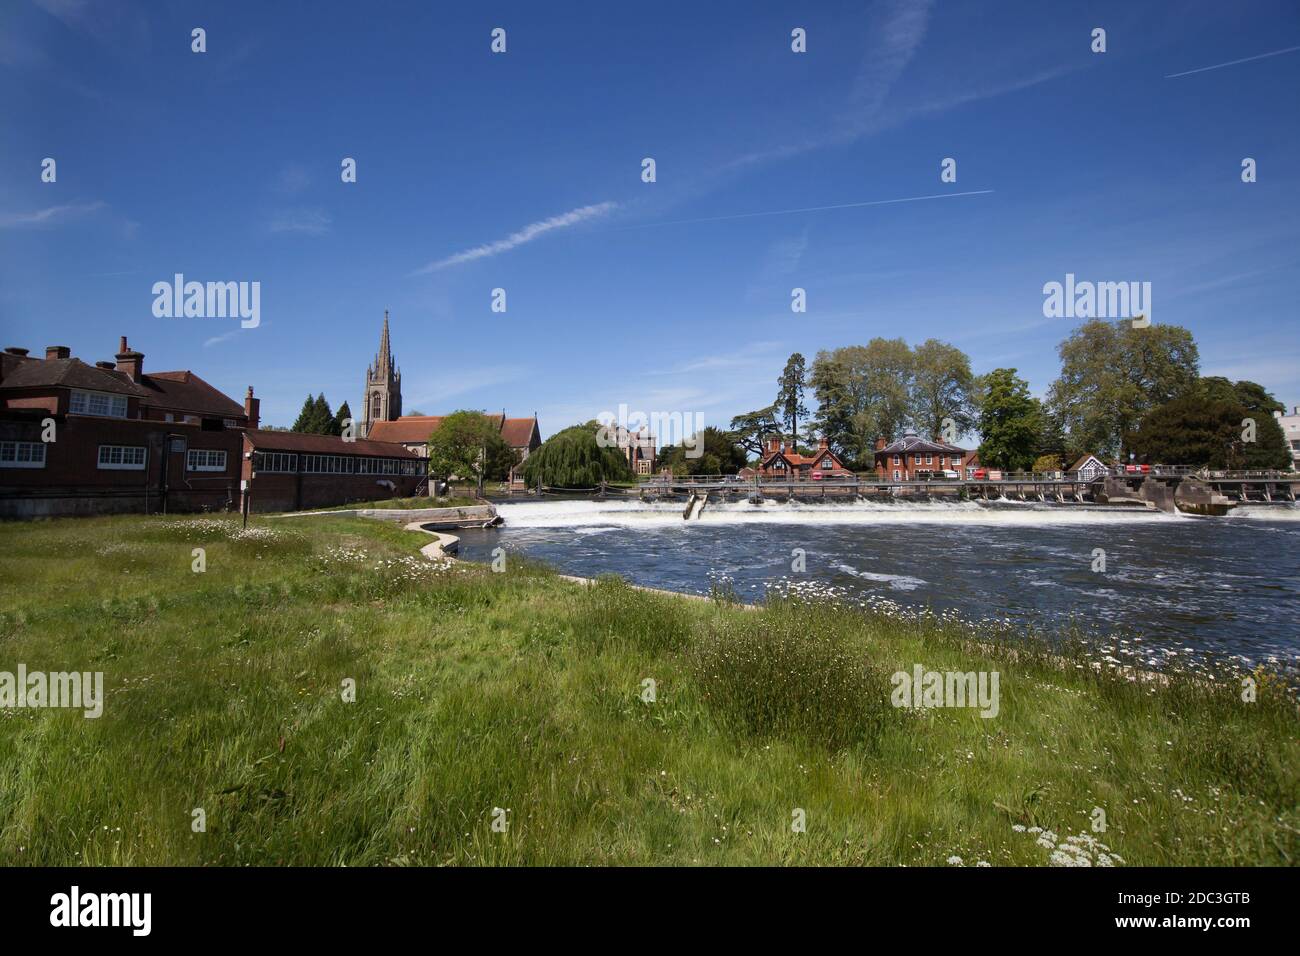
240 429 426 513
758 436 851 479
0 337 257 517
873 430 971 480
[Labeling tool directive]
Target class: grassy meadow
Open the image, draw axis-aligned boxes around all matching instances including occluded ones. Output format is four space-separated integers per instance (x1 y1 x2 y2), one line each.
0 513 1294 866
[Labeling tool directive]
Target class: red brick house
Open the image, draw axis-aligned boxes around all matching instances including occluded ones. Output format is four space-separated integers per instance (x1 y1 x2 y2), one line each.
0 337 258 517
240 429 426 513
874 430 971 480
758 436 851 479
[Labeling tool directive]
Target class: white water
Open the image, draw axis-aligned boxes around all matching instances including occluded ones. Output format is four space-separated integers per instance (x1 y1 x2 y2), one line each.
495 497 1300 530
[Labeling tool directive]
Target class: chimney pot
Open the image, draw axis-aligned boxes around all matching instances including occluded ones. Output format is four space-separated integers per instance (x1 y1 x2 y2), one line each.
4 347 29 357
46 345 71 360
119 336 128 354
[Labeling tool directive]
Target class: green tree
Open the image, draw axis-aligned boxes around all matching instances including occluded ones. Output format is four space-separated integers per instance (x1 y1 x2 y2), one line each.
1130 382 1290 470
334 400 353 437
728 405 782 460
290 395 316 433
1047 319 1200 458
776 353 808 445
809 338 914 463
909 338 976 440
658 427 747 475
977 368 1040 471
522 421 635 489
426 410 517 492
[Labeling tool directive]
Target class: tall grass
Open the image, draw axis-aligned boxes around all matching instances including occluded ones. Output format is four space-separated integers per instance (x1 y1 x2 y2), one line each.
0 514 1294 866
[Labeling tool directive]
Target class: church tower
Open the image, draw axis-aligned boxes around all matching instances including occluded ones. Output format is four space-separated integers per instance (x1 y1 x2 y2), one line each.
361 310 402 438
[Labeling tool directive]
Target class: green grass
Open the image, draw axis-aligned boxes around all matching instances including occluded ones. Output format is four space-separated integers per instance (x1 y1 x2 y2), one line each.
0 514 1294 866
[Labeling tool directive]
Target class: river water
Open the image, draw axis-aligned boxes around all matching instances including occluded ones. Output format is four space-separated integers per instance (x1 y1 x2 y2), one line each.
454 499 1300 670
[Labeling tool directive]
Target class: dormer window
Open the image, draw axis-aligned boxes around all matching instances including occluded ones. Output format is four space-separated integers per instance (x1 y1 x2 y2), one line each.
70 389 127 418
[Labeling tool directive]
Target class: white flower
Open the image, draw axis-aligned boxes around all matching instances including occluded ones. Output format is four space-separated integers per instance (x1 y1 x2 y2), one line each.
946 855 964 866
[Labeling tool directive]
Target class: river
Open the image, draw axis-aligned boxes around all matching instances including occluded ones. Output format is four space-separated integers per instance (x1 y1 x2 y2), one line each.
453 498 1300 670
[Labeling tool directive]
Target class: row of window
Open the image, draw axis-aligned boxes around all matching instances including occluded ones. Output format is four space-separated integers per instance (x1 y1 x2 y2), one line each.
3 442 421 476
253 451 423 476
891 453 963 467
1 442 230 472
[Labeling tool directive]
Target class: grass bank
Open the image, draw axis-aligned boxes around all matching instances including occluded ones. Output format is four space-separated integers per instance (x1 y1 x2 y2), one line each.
0 514 1294 866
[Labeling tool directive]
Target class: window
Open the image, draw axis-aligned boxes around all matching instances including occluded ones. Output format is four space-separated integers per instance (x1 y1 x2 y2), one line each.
98 445 146 470
893 469 900 480
926 454 933 465
70 390 127 418
187 449 227 472
0 441 46 468
164 413 174 422
892 454 900 465
303 454 353 474
223 419 239 428
254 451 297 473
371 393 382 419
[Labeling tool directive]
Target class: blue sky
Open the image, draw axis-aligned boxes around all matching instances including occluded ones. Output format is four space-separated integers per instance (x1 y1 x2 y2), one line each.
2 0 1298 435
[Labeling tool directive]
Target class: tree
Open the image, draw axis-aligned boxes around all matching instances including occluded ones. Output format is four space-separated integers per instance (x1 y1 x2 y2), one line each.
977 368 1040 471
522 421 635 488
808 338 914 464
658 427 748 475
1128 381 1290 470
1032 453 1064 473
313 394 336 435
290 395 316 433
1126 397 1250 469
775 353 808 445
425 410 517 492
334 400 353 437
1047 319 1200 459
909 338 976 441
729 406 782 460
1197 377 1290 468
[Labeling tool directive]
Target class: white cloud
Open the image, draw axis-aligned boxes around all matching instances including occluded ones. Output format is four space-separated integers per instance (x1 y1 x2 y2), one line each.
412 202 618 274
0 201 106 228
268 208 331 236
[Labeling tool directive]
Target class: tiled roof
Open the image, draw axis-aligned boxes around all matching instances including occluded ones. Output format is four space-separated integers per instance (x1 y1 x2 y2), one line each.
141 371 244 418
244 430 422 458
877 431 968 455
0 357 151 397
369 414 540 448
367 416 444 444
500 417 540 448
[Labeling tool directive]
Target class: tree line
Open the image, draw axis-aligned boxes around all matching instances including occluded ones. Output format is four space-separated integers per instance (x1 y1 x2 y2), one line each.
718 319 1291 472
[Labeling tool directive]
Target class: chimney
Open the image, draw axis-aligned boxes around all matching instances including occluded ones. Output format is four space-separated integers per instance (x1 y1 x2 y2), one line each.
96 361 115 370
244 386 260 430
818 437 829 450
115 336 143 383
46 345 70 360
3 347 29 357
875 436 886 452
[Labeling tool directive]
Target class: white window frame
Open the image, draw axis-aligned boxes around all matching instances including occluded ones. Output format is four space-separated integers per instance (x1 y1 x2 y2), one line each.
187 449 227 472
0 441 46 468
254 451 297 473
70 389 127 418
892 469 900 480
98 445 147 470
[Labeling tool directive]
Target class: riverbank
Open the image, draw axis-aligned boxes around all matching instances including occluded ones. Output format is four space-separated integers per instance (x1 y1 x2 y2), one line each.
0 514 1294 865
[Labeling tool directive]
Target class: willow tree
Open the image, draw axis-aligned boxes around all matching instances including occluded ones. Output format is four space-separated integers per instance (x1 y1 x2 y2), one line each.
522 421 635 488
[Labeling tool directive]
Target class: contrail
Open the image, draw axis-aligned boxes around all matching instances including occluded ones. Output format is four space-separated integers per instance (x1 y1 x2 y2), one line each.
1165 44 1300 79
615 190 994 231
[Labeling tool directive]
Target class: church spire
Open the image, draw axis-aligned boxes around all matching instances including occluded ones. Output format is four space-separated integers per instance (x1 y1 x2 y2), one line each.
376 309 392 377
